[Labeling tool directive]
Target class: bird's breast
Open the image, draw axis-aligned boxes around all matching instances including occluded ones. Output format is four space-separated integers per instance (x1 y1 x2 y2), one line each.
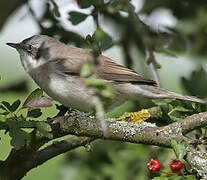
30 69 95 112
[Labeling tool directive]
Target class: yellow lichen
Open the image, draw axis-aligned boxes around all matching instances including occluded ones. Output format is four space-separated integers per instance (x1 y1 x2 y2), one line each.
118 109 151 123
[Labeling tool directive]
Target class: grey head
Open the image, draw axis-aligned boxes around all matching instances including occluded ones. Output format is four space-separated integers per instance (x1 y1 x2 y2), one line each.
7 35 61 72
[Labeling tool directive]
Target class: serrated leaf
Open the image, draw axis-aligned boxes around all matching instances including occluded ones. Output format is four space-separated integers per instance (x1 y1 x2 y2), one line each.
170 138 186 161
23 89 52 108
8 120 31 150
36 122 53 139
23 89 43 107
1 101 11 111
24 97 53 108
27 109 42 118
10 99 21 112
68 11 89 25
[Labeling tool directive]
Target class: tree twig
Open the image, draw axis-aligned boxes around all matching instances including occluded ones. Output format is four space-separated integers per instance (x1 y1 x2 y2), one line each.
26 136 94 171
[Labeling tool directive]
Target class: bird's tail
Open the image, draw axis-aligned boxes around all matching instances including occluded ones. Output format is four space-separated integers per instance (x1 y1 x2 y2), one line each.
139 85 207 104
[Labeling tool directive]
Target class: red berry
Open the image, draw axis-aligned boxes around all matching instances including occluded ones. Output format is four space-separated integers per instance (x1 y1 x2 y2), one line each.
170 159 183 171
147 159 160 172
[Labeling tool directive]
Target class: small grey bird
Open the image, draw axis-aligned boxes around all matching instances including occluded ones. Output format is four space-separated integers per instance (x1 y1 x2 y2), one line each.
7 35 207 112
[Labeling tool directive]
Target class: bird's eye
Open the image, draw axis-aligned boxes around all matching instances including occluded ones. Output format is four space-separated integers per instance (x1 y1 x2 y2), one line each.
27 45 32 51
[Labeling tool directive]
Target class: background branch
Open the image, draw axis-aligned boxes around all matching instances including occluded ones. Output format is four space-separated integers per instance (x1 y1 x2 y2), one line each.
26 136 94 171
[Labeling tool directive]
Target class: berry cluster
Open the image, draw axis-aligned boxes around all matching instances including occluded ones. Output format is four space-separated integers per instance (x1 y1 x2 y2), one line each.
147 159 183 176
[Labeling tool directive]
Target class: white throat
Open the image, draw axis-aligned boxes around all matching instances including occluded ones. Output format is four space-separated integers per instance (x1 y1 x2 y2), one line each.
18 49 44 73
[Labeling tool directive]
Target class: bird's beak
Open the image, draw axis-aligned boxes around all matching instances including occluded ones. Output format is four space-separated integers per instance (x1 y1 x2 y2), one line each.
6 43 21 49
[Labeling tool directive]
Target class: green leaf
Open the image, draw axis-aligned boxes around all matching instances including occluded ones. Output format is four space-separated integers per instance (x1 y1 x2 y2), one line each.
182 67 207 98
68 11 89 25
78 0 92 8
8 120 31 150
0 104 7 111
10 99 21 112
0 103 9 116
1 100 21 112
108 0 134 13
100 83 114 98
170 138 186 161
36 122 53 139
27 109 42 118
1 101 11 111
92 28 113 51
0 115 7 121
22 89 52 108
0 111 10 116
93 0 104 6
109 0 120 8
50 0 61 17
23 89 43 106
80 61 92 77
85 35 94 48
84 77 114 101
86 28 113 53
16 114 26 121
152 177 169 180
173 106 192 112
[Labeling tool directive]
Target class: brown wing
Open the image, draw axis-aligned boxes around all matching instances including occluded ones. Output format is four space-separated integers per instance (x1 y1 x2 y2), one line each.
95 55 157 85
49 44 157 85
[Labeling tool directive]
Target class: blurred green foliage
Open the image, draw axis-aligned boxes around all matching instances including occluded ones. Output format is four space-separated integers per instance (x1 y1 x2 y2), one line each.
0 89 53 149
182 67 207 98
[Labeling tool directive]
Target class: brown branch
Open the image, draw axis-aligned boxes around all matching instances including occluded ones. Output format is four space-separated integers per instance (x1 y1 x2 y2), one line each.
169 112 207 134
1 110 207 179
49 111 185 147
26 136 94 171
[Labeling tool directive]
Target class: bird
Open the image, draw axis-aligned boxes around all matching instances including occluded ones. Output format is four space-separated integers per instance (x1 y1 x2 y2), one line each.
6 35 207 112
